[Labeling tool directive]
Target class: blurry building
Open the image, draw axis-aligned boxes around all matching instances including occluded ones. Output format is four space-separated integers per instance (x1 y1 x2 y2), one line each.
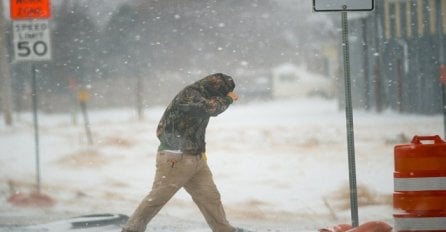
344 0 445 114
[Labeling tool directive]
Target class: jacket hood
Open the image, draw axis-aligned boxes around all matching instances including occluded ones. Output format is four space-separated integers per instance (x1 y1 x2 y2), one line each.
196 73 235 97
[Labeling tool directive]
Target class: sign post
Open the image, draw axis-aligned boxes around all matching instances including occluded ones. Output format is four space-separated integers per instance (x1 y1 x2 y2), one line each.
31 63 41 191
11 0 52 194
313 0 374 227
78 88 94 146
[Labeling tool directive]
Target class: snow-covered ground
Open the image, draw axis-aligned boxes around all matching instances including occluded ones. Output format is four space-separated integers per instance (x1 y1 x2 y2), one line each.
0 98 443 231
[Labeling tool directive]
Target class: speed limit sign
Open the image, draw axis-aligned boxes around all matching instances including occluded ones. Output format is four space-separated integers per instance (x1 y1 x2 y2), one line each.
13 20 52 62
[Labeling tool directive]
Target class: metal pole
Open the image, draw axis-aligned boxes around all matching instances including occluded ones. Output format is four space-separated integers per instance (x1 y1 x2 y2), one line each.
437 0 446 137
79 89 93 146
31 64 41 192
80 101 93 145
341 7 359 227
136 74 144 120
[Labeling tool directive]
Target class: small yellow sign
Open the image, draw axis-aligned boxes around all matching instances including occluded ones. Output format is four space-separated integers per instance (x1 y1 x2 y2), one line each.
78 89 90 102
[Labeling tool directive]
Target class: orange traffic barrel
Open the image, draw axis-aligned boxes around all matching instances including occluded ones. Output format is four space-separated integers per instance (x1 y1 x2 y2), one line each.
393 135 446 231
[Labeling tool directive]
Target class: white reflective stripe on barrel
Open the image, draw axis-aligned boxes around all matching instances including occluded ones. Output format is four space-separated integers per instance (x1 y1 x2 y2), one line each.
395 217 446 230
394 177 446 191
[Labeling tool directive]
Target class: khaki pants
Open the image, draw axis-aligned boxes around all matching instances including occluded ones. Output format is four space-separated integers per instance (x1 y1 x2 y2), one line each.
123 151 235 232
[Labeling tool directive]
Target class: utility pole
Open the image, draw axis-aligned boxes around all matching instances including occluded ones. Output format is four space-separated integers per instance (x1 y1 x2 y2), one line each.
0 1 13 126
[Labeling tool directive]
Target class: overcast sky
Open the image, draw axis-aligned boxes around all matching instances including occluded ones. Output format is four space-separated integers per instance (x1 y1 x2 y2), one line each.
3 0 308 26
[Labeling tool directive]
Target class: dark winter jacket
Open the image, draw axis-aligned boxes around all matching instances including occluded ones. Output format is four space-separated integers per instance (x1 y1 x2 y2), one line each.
156 73 236 155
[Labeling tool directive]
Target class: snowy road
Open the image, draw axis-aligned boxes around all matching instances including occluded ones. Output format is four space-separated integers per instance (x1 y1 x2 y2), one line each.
0 98 442 231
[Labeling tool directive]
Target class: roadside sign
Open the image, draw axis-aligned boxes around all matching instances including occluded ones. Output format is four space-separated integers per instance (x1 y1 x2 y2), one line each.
312 0 375 227
13 20 52 61
9 1 53 195
10 0 51 20
78 89 91 103
313 0 374 12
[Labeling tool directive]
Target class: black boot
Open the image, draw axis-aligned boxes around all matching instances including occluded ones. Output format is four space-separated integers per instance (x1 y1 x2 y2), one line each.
235 227 254 232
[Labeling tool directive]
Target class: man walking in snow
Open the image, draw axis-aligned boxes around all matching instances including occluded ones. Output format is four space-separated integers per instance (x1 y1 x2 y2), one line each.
122 73 245 232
